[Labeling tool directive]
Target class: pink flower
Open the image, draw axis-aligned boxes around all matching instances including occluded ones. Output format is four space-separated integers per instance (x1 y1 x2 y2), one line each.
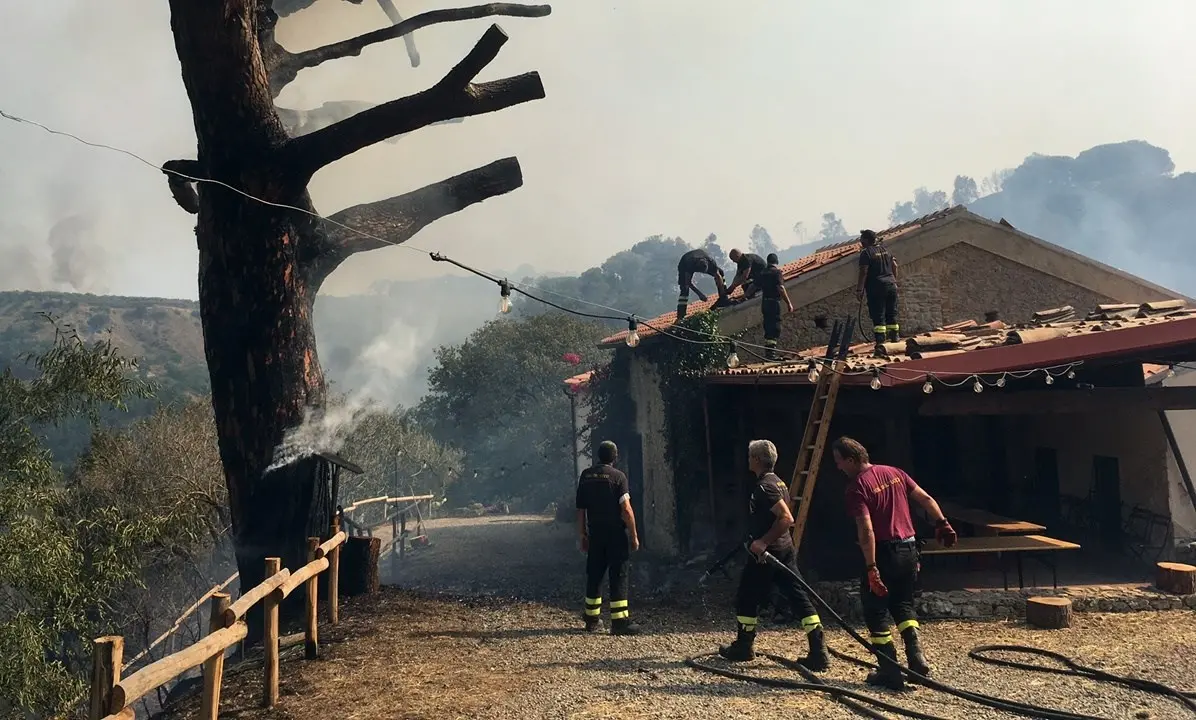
562 352 581 365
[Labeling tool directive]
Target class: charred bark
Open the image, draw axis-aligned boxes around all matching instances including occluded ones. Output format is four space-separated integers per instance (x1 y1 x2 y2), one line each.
164 0 547 639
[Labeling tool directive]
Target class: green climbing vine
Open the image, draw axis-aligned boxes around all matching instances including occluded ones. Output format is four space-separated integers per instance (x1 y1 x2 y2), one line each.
587 311 734 551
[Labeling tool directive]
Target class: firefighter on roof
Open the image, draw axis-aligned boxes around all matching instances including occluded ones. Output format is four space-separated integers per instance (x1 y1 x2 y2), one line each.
855 230 900 356
676 248 728 320
576 440 641 635
833 436 957 690
719 439 829 670
755 253 794 360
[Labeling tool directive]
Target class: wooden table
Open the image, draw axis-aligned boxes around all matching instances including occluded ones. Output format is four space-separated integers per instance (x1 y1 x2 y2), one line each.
919 534 1081 589
937 501 1047 536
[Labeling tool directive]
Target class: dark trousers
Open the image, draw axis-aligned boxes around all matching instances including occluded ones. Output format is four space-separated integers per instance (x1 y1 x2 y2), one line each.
861 540 920 645
762 298 781 358
735 546 821 634
584 534 630 621
866 282 899 342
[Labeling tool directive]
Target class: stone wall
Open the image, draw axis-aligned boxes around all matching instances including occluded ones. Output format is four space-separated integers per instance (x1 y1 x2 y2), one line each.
627 354 679 557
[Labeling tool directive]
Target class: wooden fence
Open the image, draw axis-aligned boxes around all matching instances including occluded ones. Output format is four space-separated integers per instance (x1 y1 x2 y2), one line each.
86 494 433 720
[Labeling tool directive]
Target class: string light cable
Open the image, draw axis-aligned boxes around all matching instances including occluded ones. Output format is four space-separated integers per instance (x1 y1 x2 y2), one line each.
0 108 1111 385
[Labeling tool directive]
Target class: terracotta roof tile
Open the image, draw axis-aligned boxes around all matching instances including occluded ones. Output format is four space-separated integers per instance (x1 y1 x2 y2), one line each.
599 205 966 345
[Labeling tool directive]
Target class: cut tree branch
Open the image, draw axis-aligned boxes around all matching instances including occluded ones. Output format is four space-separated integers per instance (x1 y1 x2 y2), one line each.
269 3 550 96
325 156 523 252
285 24 545 176
308 156 523 283
162 159 202 214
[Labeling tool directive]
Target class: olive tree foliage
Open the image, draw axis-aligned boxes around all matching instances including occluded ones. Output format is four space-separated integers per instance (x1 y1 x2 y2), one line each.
69 397 232 692
0 324 153 718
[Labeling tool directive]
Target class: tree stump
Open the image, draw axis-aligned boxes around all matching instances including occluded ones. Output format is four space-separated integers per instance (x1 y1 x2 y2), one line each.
341 536 380 596
1026 597 1072 629
1156 562 1196 595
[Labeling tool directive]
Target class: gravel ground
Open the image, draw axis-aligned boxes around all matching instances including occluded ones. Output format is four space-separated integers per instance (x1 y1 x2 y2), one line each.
159 515 1196 720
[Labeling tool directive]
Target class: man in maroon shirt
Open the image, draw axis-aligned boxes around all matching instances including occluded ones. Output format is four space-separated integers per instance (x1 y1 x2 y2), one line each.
833 436 957 690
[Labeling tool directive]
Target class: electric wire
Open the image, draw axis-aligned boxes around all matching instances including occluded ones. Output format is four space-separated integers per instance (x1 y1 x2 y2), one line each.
0 108 1133 388
688 548 1196 720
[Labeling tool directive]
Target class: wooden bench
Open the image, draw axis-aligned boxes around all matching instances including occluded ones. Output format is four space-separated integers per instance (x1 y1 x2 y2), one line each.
919 535 1081 590
937 501 1047 536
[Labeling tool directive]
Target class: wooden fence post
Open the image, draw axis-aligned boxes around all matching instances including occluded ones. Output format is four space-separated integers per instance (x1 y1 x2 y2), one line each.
200 592 231 720
399 511 408 562
305 537 320 660
328 517 341 625
89 636 123 720
262 557 281 708
342 536 381 596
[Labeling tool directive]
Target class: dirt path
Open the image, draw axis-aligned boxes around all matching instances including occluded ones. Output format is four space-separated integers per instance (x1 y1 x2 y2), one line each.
158 515 1196 720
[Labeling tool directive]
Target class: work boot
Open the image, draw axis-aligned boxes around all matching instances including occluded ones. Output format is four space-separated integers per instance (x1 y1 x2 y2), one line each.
873 331 887 358
718 625 756 662
795 627 830 672
611 618 641 636
583 616 604 633
675 305 688 321
901 627 930 677
887 328 899 343
865 642 906 691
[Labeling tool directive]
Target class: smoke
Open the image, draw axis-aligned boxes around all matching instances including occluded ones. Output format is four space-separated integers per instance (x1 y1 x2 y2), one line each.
47 213 109 294
267 313 425 471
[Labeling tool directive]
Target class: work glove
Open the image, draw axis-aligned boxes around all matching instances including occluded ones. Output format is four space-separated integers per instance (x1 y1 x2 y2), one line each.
866 564 888 597
935 518 958 548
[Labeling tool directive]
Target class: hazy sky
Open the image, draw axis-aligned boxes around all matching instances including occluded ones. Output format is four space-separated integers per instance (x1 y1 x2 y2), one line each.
0 0 1193 299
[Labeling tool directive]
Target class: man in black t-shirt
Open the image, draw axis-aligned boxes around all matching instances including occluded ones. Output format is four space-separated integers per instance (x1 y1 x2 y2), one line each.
726 249 767 300
855 229 900 356
676 248 728 320
755 253 795 360
718 439 829 670
576 440 641 635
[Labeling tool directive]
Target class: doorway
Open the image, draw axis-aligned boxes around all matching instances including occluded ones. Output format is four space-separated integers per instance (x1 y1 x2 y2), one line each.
1031 447 1061 526
1091 455 1123 551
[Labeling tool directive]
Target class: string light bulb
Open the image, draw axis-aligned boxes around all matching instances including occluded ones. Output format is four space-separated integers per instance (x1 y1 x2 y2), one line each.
1045 371 1055 385
870 368 881 391
498 279 512 314
726 340 740 369
996 375 1006 388
1067 369 1076 380
973 377 984 393
922 377 934 394
625 317 640 348
807 360 820 384
1167 364 1176 379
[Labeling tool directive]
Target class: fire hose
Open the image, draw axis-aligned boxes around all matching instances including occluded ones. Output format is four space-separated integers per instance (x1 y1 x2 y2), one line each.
687 543 1196 719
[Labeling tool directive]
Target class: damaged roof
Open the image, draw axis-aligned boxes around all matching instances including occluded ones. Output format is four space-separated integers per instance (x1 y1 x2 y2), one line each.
599 206 967 346
708 300 1196 387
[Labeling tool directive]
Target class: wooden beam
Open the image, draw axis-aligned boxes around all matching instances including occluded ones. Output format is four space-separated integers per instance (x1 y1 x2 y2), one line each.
918 385 1196 416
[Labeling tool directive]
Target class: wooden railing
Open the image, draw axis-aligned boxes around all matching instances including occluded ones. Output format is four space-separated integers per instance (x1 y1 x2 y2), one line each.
84 493 432 720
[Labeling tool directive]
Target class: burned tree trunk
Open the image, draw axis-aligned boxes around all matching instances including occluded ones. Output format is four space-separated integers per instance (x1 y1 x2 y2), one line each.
163 0 548 639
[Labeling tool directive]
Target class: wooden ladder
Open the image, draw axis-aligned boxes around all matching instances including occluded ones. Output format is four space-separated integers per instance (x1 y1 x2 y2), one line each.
789 317 856 554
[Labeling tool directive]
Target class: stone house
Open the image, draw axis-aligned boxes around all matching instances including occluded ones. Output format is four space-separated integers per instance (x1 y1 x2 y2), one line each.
596 206 1192 560
705 309 1196 579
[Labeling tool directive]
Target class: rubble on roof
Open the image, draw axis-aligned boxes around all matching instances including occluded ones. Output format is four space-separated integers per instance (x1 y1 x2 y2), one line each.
714 299 1194 377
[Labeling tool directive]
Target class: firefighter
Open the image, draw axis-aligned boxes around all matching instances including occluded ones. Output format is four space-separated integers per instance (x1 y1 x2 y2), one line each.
854 230 900 356
832 436 957 690
719 439 829 670
726 248 767 300
676 248 728 320
755 253 795 360
576 440 641 635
